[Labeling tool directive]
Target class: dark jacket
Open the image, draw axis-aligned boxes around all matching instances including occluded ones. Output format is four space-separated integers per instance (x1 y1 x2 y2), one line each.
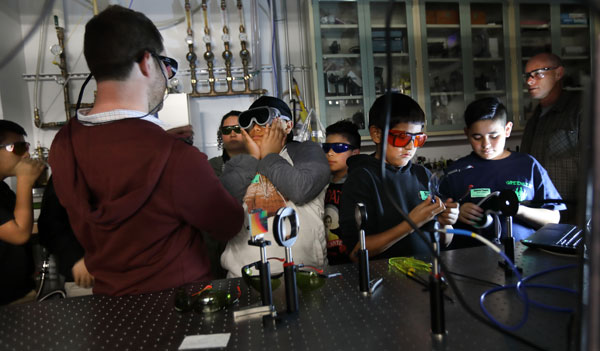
49 117 244 296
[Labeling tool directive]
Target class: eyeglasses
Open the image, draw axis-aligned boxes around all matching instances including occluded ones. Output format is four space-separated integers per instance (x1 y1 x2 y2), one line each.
387 130 427 148
0 141 30 156
523 66 559 81
221 125 242 135
322 142 356 153
239 106 290 129
151 52 178 79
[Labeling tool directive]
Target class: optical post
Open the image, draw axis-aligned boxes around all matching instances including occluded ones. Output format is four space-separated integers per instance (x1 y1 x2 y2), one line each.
273 207 300 314
473 190 521 274
233 225 276 322
496 190 521 274
355 203 383 296
428 221 446 339
251 238 273 307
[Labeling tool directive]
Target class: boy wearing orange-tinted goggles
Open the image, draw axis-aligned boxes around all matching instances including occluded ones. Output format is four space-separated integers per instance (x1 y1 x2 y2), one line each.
338 93 459 262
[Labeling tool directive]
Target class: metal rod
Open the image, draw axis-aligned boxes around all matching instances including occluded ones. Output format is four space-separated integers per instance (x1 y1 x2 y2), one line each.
201 0 217 96
296 0 309 109
259 245 273 306
503 216 516 263
269 0 282 98
184 0 198 95
284 247 298 313
281 0 293 103
55 16 71 123
232 0 266 96
220 0 234 93
430 236 446 337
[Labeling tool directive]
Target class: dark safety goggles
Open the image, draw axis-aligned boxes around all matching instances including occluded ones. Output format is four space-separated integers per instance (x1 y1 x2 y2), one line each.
241 258 340 293
238 106 290 129
322 142 356 154
388 130 427 148
0 141 30 156
220 125 242 135
174 285 240 313
150 52 178 79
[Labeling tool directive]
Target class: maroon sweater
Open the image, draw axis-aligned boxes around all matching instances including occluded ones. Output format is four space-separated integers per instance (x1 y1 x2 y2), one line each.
49 117 243 296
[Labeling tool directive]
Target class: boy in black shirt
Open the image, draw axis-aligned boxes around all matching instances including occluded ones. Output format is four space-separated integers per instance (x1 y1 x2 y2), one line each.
323 120 361 265
339 93 459 260
0 120 45 304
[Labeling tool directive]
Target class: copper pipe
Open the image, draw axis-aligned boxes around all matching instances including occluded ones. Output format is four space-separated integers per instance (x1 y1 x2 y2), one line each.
221 0 234 93
184 0 198 95
236 0 265 95
188 0 265 97
201 0 217 96
55 16 72 122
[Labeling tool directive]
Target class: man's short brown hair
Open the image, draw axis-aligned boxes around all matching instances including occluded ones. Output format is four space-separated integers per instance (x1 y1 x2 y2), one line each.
84 5 163 82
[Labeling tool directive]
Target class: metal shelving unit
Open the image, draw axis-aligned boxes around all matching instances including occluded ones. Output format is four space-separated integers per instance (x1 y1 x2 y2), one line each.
312 0 595 134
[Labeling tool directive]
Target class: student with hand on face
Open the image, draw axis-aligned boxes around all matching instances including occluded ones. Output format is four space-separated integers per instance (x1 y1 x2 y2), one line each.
0 120 45 305
339 93 459 261
219 96 330 277
439 97 564 249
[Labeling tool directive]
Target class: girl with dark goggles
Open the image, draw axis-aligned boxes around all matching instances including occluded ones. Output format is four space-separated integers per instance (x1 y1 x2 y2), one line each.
220 125 241 135
388 130 427 148
238 107 289 129
322 143 356 153
0 141 30 156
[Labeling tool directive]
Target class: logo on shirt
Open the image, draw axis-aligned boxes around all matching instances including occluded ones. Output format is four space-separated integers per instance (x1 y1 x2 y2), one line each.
514 187 527 202
505 180 533 189
505 180 532 202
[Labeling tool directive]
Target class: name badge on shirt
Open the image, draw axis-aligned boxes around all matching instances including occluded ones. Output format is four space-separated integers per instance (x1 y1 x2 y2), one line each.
470 188 491 198
419 191 430 201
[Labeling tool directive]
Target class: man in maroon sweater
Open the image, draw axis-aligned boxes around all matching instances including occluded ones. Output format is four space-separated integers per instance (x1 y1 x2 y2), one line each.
49 5 243 296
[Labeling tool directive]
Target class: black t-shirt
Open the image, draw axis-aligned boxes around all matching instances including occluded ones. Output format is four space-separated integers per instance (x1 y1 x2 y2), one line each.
324 181 350 265
340 155 434 260
0 181 35 305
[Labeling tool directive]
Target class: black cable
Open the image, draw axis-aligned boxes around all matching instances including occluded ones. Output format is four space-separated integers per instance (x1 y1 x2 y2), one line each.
378 1 545 349
0 0 56 71
447 270 502 288
75 73 93 112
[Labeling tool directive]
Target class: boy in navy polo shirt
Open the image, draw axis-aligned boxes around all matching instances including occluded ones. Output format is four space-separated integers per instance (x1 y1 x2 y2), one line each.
439 97 564 249
339 93 459 260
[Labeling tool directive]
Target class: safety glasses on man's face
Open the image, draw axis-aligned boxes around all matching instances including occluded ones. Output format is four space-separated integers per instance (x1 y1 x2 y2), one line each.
238 107 289 129
387 130 427 148
0 141 30 156
151 53 178 79
322 143 355 153
522 66 558 81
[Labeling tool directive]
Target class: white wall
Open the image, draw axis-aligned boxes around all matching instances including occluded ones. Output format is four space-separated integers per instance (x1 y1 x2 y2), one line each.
0 0 517 163
3 0 315 159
